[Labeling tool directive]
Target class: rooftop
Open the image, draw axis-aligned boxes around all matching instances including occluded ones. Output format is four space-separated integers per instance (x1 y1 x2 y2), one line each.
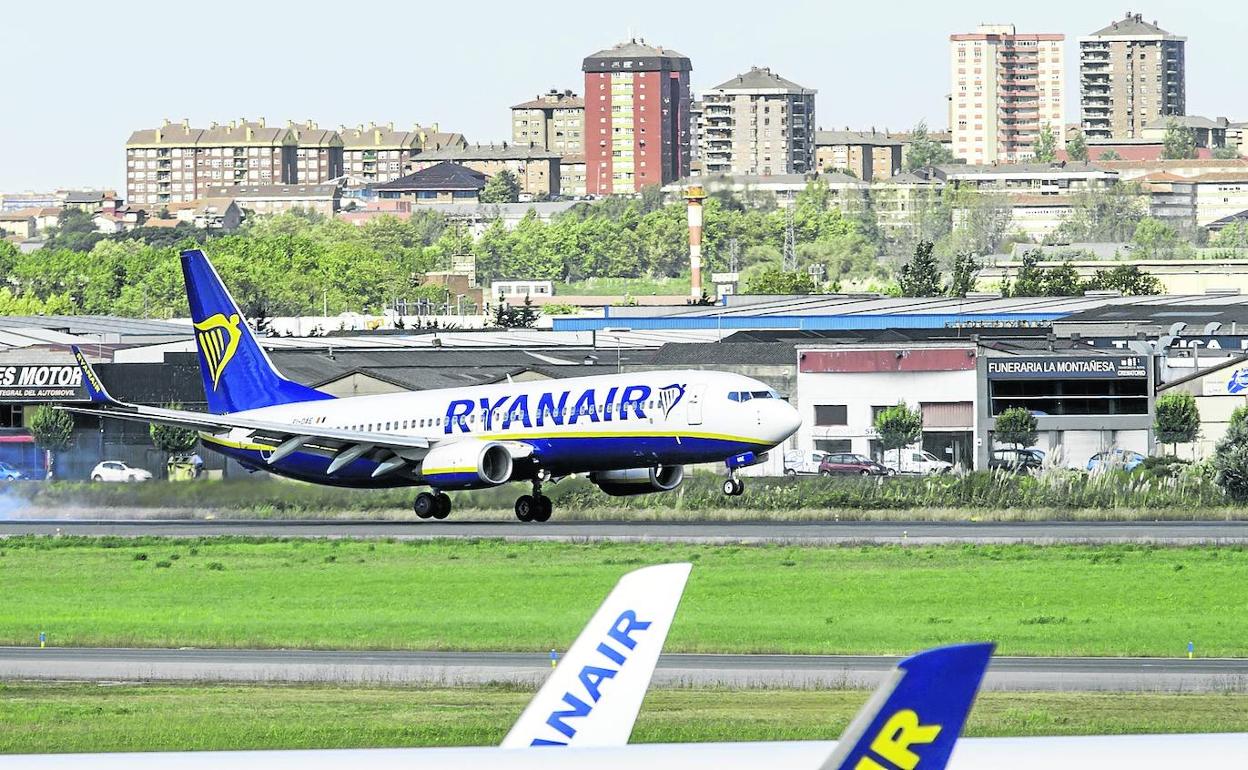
1088 12 1182 38
416 143 561 162
708 66 813 94
373 162 488 192
585 39 688 60
814 130 902 148
202 184 341 199
512 89 584 110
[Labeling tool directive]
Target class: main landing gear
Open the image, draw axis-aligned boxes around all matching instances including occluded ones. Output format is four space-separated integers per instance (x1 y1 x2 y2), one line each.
413 491 451 520
514 480 553 523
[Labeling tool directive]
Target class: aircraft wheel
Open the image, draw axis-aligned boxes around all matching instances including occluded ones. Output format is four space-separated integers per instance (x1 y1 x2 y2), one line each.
515 494 535 522
413 492 437 519
722 478 736 496
432 492 452 520
732 479 745 496
532 495 553 523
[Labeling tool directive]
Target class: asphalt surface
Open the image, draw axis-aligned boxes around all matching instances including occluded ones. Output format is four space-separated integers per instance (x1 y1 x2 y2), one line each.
2 646 1244 692
1 518 1246 544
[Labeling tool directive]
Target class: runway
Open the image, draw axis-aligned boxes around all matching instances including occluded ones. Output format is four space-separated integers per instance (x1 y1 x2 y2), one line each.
2 646 1243 692
1 518 1246 544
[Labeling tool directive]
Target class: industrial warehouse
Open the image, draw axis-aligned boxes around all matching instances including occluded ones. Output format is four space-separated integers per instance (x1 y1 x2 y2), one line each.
4 290 1248 479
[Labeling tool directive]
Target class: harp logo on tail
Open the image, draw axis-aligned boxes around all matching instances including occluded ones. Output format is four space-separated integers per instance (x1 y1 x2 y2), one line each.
194 312 242 391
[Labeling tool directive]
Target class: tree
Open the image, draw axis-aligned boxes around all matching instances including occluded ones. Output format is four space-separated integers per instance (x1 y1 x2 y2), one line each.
946 252 979 297
1213 412 1248 501
1154 390 1200 456
1132 217 1180 258
904 121 955 171
1212 222 1248 249
741 263 817 294
1097 149 1122 161
1009 249 1046 297
897 241 942 297
874 403 923 470
1052 182 1146 243
150 404 199 455
1085 264 1163 295
480 169 520 204
994 407 1038 451
27 405 75 479
1161 119 1198 160
1065 130 1089 163
1032 124 1058 163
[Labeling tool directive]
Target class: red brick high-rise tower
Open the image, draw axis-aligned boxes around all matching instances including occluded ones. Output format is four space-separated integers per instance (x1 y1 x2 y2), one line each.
582 40 692 196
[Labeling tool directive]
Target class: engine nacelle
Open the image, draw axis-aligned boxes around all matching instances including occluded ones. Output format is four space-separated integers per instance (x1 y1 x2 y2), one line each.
590 465 685 497
420 441 513 490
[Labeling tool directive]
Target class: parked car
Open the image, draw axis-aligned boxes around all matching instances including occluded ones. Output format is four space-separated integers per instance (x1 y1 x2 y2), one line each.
90 461 153 483
989 448 1045 474
783 449 828 476
0 461 25 481
883 449 954 476
819 453 891 477
1087 449 1146 473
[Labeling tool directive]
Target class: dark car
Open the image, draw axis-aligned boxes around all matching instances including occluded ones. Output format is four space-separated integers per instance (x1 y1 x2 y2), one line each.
819 453 891 477
989 449 1044 474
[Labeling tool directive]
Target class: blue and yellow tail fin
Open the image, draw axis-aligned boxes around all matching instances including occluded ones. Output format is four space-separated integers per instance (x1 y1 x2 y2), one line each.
70 345 119 405
821 642 994 770
180 249 333 414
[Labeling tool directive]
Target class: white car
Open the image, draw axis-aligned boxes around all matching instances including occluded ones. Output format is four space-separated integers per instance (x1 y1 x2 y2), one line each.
782 449 828 476
90 461 153 482
883 449 954 476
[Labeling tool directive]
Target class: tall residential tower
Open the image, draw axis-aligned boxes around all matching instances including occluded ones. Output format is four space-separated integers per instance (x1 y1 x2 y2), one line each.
582 40 692 195
698 67 815 176
1079 12 1186 140
950 25 1065 165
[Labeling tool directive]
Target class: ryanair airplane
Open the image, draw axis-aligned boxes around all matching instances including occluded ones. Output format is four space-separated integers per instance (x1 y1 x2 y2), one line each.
66 249 801 521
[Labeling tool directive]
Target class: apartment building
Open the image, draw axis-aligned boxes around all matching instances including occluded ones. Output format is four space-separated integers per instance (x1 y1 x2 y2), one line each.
583 39 692 195
338 124 466 186
125 119 296 207
203 184 341 218
1080 13 1186 140
950 25 1065 164
288 121 344 184
407 144 562 198
511 89 584 156
698 66 815 176
814 130 902 180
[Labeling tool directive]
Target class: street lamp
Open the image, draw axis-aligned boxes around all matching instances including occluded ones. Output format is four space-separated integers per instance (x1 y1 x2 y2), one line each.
601 327 632 374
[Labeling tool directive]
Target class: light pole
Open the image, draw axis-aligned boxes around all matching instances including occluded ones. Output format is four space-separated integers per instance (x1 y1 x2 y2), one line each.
602 326 632 374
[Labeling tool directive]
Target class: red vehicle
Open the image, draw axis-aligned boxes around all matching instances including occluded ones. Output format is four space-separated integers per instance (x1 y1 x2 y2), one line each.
818 452 891 477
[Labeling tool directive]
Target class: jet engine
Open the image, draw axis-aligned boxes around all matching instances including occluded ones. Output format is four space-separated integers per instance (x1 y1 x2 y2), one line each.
419 441 514 489
589 465 685 497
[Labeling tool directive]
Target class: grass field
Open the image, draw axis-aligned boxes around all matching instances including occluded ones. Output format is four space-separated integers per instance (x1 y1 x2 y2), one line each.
1 537 1246 656
3 682 1248 753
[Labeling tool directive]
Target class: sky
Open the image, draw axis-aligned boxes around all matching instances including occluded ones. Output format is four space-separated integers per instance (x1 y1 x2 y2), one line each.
1 0 1244 192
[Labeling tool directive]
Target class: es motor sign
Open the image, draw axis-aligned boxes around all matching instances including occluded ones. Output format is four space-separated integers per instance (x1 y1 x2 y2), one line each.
0 364 90 402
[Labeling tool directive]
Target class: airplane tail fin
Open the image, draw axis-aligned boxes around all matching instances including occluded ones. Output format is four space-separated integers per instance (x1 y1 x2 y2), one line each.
180 249 332 414
70 346 121 405
501 562 693 749
819 642 994 770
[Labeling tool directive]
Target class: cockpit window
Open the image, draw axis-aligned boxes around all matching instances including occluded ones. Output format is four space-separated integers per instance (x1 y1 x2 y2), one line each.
728 389 782 402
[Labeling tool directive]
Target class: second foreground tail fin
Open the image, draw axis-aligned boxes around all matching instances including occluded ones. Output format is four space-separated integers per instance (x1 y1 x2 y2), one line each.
501 563 693 749
820 642 994 770
180 249 332 414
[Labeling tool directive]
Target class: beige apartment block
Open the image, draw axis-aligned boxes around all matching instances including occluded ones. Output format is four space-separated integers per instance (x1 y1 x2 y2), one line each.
1080 13 1186 140
511 89 584 156
339 124 466 186
950 25 1065 165
698 67 815 175
814 130 902 180
125 119 296 207
288 122 344 184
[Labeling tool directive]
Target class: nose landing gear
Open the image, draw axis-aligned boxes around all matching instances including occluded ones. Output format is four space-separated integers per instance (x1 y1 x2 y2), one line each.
722 474 745 497
414 491 452 520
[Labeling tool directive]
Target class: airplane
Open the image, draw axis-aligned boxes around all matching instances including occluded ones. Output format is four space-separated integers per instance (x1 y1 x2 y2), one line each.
63 248 802 522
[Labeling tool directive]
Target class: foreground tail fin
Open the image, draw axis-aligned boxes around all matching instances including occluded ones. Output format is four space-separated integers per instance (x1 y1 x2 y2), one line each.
70 346 120 405
501 562 693 749
180 249 332 414
820 642 994 770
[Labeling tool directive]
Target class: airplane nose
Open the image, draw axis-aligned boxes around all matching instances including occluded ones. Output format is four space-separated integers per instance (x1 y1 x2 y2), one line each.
764 400 802 444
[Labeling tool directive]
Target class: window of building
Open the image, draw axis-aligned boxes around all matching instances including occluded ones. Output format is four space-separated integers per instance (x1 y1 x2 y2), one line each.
814 439 852 454
814 405 848 426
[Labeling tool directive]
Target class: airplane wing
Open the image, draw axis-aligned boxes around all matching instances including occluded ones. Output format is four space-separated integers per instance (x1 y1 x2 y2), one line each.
501 562 693 748
61 346 429 466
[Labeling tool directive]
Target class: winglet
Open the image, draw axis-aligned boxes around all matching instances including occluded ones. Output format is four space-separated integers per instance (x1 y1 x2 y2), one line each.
501 562 693 749
819 642 995 770
70 345 120 405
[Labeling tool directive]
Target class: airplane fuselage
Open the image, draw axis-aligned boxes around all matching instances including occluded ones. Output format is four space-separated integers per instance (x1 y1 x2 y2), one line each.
200 369 800 489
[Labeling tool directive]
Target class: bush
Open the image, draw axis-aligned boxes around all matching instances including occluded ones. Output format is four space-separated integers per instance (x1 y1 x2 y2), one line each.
1141 455 1189 479
1213 419 1248 501
206 562 225 571
154 560 172 569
